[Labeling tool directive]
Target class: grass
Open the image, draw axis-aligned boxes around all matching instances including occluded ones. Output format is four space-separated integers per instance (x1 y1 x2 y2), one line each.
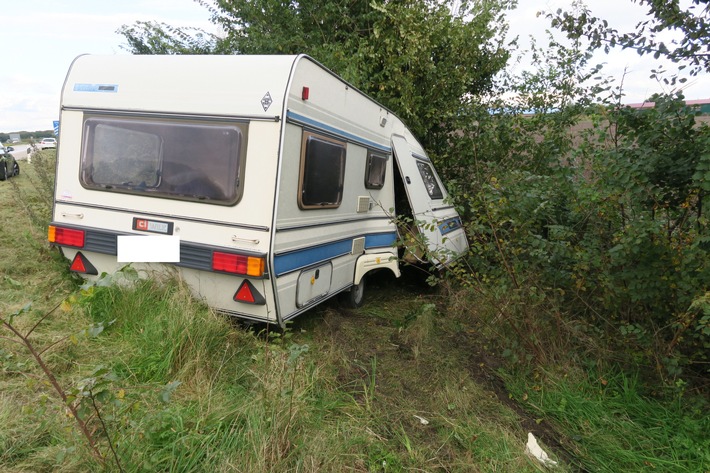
503 368 710 472
0 153 708 472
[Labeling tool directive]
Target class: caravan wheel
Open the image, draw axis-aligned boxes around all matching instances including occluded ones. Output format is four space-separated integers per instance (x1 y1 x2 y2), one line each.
341 276 366 309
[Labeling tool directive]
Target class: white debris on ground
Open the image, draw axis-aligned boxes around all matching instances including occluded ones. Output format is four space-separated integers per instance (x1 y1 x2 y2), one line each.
525 432 558 467
413 415 429 425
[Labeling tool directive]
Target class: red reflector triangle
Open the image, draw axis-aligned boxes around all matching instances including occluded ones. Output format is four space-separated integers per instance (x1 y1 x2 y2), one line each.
234 280 265 305
70 252 98 275
235 283 255 303
71 255 87 272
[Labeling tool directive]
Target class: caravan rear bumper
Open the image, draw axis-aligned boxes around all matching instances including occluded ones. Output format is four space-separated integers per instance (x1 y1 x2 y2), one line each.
48 222 269 278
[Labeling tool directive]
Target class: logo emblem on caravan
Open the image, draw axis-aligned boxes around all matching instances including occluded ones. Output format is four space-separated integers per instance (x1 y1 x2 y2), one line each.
261 92 273 112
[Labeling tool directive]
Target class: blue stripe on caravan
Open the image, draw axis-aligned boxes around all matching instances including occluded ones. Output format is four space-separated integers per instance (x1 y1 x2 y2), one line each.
274 239 353 276
286 111 391 153
273 232 398 276
365 232 397 248
438 217 463 236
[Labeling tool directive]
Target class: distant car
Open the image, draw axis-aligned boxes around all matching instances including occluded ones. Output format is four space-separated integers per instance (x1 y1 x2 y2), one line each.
0 149 20 181
39 138 57 150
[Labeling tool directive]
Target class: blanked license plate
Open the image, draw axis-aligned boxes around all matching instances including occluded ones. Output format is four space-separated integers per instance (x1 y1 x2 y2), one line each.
117 235 180 263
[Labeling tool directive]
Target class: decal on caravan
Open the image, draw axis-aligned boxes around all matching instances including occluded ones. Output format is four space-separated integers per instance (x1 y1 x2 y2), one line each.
49 54 468 325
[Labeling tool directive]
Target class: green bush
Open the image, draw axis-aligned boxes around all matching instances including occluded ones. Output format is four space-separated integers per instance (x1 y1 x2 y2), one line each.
445 92 710 386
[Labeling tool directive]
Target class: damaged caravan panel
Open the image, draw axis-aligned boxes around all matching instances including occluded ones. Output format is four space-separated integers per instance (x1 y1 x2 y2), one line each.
49 54 468 325
391 134 468 267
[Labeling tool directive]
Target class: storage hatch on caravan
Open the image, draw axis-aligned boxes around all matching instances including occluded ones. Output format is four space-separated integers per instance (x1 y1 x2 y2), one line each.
391 134 468 266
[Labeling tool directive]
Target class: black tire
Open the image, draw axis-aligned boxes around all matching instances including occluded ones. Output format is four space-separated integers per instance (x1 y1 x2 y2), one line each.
340 276 366 308
0 163 7 181
13 162 19 176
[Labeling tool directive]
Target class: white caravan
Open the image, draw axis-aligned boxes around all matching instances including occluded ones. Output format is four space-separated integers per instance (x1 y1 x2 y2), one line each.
49 54 468 324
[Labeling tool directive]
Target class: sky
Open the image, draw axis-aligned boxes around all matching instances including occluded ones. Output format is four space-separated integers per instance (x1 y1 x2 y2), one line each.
0 0 708 134
0 0 217 133
506 1 709 105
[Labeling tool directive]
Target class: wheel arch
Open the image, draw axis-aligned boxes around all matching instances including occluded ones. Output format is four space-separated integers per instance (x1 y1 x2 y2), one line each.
353 252 400 285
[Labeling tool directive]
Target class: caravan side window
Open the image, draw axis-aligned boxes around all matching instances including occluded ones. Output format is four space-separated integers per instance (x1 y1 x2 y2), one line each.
416 161 444 200
80 115 247 205
298 132 346 209
365 152 387 189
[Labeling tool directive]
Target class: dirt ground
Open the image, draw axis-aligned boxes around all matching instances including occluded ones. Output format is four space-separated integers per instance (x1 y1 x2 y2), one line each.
292 268 583 470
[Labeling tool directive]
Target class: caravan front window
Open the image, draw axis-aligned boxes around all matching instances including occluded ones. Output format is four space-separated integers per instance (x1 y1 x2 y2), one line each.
416 161 444 200
80 116 247 205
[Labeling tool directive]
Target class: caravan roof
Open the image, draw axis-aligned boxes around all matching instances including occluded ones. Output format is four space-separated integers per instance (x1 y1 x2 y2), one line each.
62 55 302 119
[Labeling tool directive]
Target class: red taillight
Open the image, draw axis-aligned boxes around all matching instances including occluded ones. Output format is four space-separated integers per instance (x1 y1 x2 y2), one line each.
48 225 85 247
213 252 247 273
212 251 265 277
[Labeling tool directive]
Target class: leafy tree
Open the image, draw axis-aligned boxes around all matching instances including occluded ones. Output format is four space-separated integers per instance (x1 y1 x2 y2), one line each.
545 0 710 80
117 20 224 55
437 4 710 383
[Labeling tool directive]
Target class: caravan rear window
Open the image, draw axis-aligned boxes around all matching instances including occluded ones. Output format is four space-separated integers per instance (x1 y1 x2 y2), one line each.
80 116 247 205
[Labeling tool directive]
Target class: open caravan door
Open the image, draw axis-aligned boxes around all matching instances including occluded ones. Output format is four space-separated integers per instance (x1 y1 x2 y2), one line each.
391 134 469 267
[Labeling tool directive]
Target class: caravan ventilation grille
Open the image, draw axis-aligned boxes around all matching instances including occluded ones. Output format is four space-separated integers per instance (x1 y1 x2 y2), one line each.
356 196 371 213
351 237 366 255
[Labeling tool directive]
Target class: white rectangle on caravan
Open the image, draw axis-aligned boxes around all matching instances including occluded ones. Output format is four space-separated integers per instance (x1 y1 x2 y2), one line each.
117 235 180 263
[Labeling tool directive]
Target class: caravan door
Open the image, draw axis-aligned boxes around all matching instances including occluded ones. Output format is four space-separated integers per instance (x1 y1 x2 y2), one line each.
391 134 468 266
